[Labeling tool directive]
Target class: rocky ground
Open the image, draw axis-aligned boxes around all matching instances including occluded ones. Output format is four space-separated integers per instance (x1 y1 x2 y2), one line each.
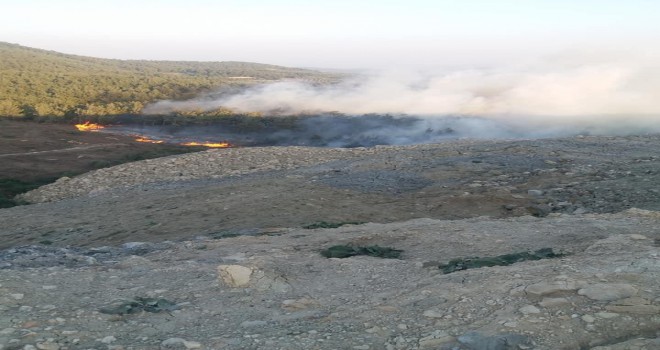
1 134 659 349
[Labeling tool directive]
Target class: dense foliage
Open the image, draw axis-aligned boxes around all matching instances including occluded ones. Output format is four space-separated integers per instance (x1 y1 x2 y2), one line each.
0 42 336 118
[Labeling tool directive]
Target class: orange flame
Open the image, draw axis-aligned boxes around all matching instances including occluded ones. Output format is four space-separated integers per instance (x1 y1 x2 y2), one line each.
75 122 105 132
181 141 231 148
135 137 164 144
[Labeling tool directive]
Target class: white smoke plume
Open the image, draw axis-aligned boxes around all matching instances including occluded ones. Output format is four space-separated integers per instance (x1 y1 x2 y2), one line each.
144 56 660 136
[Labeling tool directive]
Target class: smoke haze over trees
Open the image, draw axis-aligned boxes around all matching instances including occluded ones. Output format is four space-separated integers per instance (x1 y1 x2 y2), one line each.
0 42 337 118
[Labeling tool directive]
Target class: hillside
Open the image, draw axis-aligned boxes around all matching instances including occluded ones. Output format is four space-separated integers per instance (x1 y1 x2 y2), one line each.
0 136 659 349
0 42 336 118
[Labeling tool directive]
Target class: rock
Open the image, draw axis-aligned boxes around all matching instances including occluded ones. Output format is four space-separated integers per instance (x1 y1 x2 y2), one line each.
100 336 116 344
182 341 201 349
573 207 588 214
0 328 15 335
539 297 569 307
594 312 619 319
422 309 444 318
527 189 544 197
418 336 454 348
240 320 268 328
23 346 37 350
581 315 595 323
160 338 201 349
217 265 253 287
526 280 584 296
628 234 648 240
418 331 454 348
527 204 551 217
117 255 152 268
121 242 146 249
10 293 24 300
519 305 541 315
249 269 291 293
577 283 638 301
35 342 59 350
281 297 318 310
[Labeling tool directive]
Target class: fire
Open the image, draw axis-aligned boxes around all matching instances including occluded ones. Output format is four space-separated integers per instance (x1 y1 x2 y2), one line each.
135 137 164 144
75 122 105 132
181 141 231 148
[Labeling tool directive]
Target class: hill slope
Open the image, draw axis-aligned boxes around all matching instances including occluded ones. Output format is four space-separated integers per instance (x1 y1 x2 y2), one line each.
0 42 335 118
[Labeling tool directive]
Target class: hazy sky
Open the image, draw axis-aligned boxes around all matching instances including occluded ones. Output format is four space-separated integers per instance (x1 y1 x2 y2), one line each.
1 0 658 68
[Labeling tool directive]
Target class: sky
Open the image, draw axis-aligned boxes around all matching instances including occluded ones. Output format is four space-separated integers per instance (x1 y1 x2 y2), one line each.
1 0 659 69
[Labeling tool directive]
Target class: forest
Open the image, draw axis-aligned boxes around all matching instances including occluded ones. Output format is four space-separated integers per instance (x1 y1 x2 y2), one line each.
0 42 337 119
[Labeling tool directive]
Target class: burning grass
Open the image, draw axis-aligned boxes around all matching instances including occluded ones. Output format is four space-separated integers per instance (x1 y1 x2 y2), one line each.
180 141 231 148
74 122 105 132
134 136 165 144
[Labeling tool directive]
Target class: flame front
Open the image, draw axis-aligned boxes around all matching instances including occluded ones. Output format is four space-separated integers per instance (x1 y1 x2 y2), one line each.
75 122 105 132
135 136 164 144
181 141 231 148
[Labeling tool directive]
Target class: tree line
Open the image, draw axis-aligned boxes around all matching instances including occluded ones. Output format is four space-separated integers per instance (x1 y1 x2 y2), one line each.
0 42 338 118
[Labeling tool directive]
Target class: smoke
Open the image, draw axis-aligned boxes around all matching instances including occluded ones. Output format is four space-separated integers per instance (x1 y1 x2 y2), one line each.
144 56 660 138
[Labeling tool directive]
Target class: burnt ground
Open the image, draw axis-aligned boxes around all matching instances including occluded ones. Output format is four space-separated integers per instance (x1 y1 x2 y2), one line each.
0 119 207 206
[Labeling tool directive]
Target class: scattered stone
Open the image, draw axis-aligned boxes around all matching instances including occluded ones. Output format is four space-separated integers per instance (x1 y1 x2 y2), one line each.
628 234 648 240
577 283 638 301
10 293 24 300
